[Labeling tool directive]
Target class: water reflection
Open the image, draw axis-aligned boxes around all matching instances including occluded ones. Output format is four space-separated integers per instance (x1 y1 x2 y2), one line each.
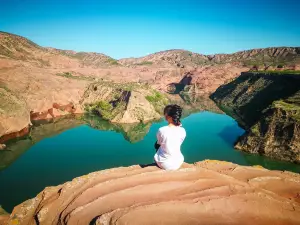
1 95 221 171
167 93 222 117
0 116 84 171
243 153 300 173
83 115 153 143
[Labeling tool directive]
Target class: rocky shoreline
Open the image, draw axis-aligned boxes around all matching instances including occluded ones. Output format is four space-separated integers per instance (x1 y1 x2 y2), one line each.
0 81 169 144
2 160 300 225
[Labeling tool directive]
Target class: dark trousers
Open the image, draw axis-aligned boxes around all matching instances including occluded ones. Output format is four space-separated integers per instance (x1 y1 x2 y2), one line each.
154 141 160 152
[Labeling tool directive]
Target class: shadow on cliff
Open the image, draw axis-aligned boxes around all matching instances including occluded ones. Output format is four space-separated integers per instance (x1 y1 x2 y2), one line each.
218 124 245 147
212 73 300 128
167 72 193 94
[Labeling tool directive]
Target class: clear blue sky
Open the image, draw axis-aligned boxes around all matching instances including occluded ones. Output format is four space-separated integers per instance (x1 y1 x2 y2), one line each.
1 0 299 59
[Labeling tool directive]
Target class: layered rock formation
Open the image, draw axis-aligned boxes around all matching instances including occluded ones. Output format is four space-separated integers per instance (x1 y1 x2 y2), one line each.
81 82 168 123
0 85 30 140
0 66 89 141
5 160 300 225
172 64 249 95
211 72 300 163
120 48 300 93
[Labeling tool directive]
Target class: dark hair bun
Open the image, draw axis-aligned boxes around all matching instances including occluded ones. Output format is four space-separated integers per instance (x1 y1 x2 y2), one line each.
164 104 183 126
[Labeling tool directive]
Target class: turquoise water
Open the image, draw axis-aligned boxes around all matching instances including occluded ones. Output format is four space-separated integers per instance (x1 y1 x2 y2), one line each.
1 111 300 212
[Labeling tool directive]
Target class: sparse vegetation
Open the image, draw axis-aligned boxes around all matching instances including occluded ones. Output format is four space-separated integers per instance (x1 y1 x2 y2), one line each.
73 52 87 60
38 59 51 67
0 83 11 93
106 58 119 65
250 124 260 135
146 90 169 113
93 81 149 91
83 82 168 121
0 85 28 119
136 61 153 66
252 70 300 75
273 100 300 121
85 100 114 120
56 72 95 81
146 91 163 103
87 100 127 120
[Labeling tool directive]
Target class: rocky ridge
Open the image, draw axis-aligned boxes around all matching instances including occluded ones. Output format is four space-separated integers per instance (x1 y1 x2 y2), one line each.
0 31 116 68
3 160 300 225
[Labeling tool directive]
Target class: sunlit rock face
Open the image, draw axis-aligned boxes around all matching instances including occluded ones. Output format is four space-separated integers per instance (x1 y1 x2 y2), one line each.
7 160 300 225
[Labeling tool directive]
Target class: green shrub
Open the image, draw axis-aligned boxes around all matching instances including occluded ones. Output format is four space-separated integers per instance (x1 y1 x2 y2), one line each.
73 52 87 60
253 70 300 75
251 124 260 135
106 58 119 65
136 61 153 66
146 91 163 103
56 72 95 81
273 100 300 121
97 101 113 111
146 90 169 113
85 100 114 120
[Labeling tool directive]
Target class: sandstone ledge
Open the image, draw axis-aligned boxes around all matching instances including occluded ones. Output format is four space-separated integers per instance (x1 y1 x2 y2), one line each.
5 160 300 225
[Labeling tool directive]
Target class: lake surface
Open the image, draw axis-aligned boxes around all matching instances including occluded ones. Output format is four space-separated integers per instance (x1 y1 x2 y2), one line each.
1 111 300 212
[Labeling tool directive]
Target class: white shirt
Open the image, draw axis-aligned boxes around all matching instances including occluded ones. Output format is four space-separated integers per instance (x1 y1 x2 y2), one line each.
154 125 186 170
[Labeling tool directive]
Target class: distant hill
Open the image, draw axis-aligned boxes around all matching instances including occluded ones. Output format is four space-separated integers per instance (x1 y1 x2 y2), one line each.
119 48 300 68
0 31 118 68
1 31 299 69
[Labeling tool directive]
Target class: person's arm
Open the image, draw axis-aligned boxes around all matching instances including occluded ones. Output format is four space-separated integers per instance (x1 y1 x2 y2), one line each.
156 129 162 145
181 129 186 143
154 130 162 151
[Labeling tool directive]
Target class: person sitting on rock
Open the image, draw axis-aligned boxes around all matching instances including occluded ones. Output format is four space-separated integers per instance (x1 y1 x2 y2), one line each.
154 104 186 170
